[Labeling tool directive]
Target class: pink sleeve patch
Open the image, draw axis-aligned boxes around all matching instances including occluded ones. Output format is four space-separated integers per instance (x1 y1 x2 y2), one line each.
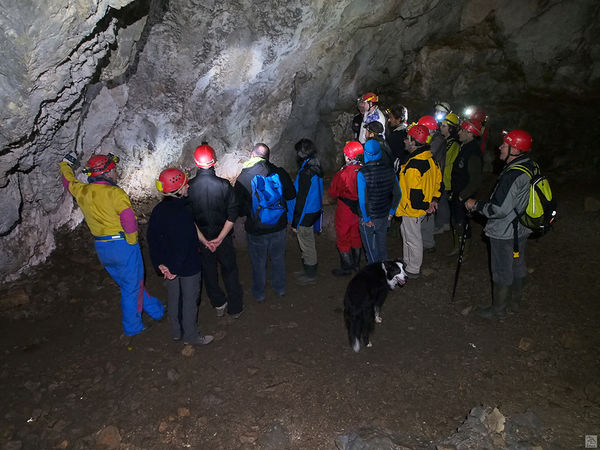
120 208 138 234
61 175 70 191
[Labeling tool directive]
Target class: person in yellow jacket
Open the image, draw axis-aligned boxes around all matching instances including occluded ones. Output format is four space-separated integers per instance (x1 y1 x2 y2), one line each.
395 124 442 278
59 153 164 336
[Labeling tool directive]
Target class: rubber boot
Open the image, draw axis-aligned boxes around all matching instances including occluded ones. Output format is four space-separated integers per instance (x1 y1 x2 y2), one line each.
509 277 526 313
446 226 462 257
332 251 353 277
293 259 305 277
295 264 317 285
476 283 510 320
351 247 362 272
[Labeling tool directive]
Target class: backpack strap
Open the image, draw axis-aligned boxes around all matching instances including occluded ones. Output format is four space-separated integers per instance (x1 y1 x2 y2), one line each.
509 163 535 258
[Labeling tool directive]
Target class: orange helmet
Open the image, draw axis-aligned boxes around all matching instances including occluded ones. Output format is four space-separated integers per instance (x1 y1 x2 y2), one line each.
461 119 483 136
503 129 532 152
360 92 378 103
407 124 430 144
156 168 188 194
84 154 118 177
194 144 216 168
417 115 438 131
343 141 363 159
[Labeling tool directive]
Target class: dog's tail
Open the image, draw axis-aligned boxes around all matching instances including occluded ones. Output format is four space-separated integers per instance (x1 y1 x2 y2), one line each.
344 292 367 353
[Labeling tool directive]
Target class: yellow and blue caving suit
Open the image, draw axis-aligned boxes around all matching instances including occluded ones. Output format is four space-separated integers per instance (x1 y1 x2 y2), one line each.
59 162 164 335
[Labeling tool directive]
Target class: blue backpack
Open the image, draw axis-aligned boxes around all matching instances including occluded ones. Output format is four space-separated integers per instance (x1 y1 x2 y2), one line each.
251 172 286 226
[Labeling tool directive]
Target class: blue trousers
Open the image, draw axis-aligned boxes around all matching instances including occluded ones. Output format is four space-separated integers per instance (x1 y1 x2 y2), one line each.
246 229 286 300
360 216 389 264
95 239 164 335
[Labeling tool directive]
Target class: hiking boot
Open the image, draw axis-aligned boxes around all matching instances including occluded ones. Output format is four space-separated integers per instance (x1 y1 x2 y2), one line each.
351 247 363 272
508 277 526 313
331 251 354 277
295 264 317 285
231 310 244 319
476 283 509 320
215 302 228 317
184 335 214 346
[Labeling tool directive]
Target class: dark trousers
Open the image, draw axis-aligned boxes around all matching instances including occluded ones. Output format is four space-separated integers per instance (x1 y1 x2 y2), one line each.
450 197 471 238
201 234 243 315
490 237 528 285
166 272 201 341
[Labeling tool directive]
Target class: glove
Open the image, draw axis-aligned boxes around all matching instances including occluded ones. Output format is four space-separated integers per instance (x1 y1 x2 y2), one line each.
62 153 80 169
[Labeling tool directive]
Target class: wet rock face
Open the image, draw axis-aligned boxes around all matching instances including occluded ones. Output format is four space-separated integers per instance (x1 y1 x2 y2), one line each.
0 0 599 279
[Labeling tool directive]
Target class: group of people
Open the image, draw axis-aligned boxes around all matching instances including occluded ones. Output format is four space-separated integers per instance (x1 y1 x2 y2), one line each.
60 139 324 343
58 91 537 343
336 92 534 319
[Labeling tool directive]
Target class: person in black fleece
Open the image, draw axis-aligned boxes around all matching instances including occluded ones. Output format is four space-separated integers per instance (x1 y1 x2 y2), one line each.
187 143 243 318
147 168 213 346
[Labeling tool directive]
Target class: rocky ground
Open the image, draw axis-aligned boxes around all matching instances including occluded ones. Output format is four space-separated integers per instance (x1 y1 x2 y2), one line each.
1 180 599 450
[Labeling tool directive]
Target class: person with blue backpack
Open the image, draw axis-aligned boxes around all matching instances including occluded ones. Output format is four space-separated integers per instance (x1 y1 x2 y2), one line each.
289 138 324 285
234 143 296 302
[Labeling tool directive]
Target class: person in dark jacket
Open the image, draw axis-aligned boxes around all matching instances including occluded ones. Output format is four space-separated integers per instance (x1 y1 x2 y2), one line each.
448 118 483 257
188 144 243 319
465 130 535 320
289 138 324 285
147 168 213 346
386 104 410 170
357 139 402 264
234 143 296 301
363 121 394 169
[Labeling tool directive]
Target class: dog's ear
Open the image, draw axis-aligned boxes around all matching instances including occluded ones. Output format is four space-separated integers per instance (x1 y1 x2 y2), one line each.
382 260 397 278
393 258 406 268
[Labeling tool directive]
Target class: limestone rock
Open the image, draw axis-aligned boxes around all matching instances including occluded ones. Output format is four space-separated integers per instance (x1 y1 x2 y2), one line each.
96 425 121 449
336 427 412 450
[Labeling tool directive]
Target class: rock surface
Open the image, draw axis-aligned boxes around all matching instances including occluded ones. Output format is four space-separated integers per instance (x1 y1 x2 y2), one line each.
1 0 600 279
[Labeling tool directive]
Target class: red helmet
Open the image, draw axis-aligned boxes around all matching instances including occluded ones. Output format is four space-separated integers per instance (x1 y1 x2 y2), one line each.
343 141 363 159
417 115 438 131
156 168 188 194
407 124 430 144
470 108 487 124
461 119 482 136
85 154 117 177
503 129 532 152
361 92 378 103
194 144 216 168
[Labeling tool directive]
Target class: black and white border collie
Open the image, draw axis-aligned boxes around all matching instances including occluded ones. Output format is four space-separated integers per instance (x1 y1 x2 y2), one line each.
343 259 407 352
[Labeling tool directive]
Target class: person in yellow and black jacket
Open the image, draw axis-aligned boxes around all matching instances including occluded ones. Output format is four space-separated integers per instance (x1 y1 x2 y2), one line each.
59 153 164 336
395 124 442 279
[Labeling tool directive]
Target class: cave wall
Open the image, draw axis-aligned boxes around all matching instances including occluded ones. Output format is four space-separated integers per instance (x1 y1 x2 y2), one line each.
1 0 599 280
